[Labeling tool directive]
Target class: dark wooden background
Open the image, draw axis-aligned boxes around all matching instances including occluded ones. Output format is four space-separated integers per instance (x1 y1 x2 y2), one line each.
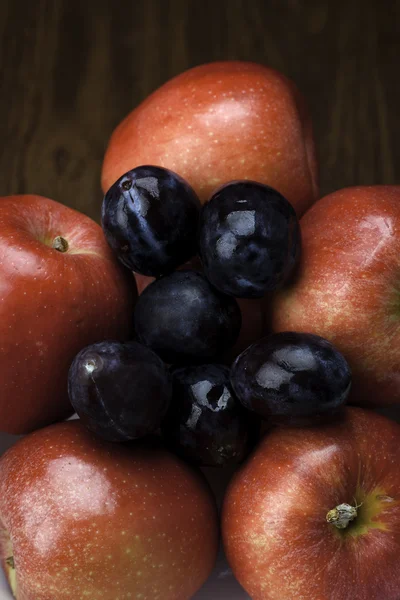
0 0 399 221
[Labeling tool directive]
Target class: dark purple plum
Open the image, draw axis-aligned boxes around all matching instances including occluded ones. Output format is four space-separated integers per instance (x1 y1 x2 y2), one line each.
101 165 201 276
231 332 351 426
133 270 242 363
68 340 172 441
162 364 258 467
199 181 301 298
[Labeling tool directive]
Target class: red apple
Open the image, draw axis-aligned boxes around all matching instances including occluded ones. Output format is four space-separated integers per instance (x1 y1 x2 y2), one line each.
101 61 318 217
0 195 135 434
271 185 400 406
0 421 219 600
102 61 316 355
222 407 400 600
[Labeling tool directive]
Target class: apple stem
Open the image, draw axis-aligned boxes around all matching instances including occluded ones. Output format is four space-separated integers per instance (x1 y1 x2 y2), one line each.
326 502 358 529
52 236 69 253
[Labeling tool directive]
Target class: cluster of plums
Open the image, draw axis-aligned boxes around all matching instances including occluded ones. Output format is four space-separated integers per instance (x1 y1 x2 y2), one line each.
68 165 352 467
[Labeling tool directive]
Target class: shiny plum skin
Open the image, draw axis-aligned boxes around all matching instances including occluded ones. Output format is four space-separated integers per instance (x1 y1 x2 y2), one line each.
162 364 258 467
68 340 172 441
102 165 201 277
230 332 351 426
134 271 242 363
199 181 301 298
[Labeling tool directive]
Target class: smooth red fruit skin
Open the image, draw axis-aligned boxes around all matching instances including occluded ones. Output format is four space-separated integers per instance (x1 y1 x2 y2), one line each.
102 61 317 354
0 421 218 600
0 195 135 434
101 61 318 217
222 407 400 600
271 186 400 407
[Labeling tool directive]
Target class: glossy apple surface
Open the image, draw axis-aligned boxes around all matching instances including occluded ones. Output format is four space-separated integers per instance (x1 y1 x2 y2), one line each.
271 185 400 406
0 421 219 600
101 61 318 217
102 61 317 355
0 195 135 434
222 407 400 600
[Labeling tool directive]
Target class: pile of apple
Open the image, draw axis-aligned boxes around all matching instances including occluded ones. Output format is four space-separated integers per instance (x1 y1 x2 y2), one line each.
0 61 399 600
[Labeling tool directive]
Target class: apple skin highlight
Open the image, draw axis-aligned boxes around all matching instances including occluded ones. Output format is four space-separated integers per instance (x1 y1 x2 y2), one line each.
0 421 219 600
272 185 400 407
101 61 319 358
0 194 135 434
101 61 319 217
223 407 400 600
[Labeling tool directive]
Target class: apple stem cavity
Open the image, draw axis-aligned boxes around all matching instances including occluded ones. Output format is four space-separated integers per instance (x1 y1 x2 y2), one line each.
6 556 17 598
52 236 69 253
1 530 17 597
326 502 358 529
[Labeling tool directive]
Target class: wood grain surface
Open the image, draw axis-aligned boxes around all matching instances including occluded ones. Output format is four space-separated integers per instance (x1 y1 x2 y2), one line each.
0 0 399 221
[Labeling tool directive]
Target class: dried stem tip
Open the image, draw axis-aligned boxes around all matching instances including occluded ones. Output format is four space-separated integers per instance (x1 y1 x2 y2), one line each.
326 503 358 529
52 236 69 253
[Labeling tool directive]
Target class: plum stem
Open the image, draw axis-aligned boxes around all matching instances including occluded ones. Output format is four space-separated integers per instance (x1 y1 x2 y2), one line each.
326 502 358 529
52 236 69 252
